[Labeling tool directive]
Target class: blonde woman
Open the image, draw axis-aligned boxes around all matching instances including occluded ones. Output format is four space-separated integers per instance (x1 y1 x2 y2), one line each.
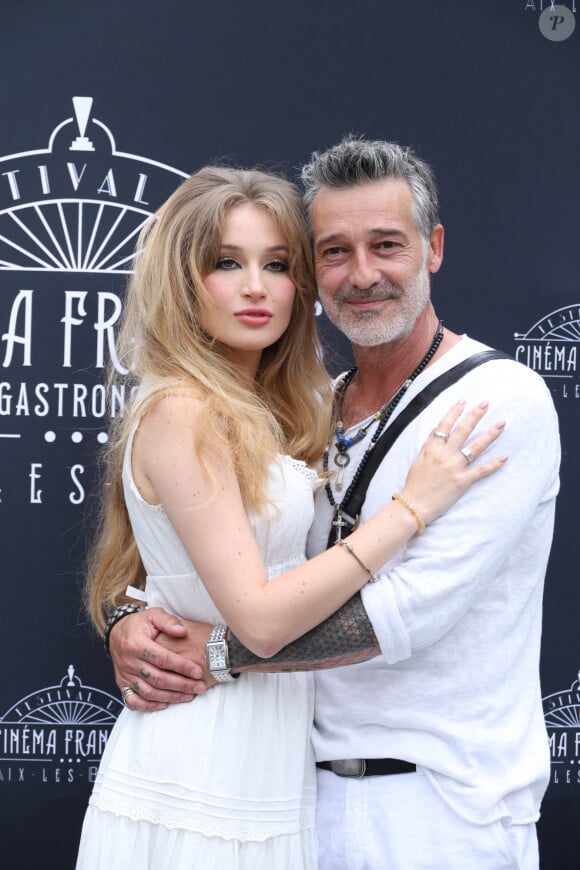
76 166 505 869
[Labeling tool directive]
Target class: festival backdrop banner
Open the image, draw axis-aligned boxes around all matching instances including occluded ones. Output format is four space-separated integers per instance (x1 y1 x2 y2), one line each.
0 2 578 867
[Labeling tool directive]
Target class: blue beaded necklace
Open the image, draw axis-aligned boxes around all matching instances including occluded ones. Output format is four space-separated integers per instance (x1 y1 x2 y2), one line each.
324 321 444 509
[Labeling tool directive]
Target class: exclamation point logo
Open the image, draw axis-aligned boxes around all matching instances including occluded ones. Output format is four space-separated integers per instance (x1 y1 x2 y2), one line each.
69 97 95 151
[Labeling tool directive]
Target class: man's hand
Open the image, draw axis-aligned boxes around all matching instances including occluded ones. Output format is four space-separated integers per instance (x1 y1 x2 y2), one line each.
109 607 213 711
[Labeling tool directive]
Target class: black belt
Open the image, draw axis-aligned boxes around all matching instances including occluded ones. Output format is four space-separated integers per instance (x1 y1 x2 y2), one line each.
316 758 416 778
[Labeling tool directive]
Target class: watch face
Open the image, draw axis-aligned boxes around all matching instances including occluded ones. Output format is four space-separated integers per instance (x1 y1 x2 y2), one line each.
208 644 226 670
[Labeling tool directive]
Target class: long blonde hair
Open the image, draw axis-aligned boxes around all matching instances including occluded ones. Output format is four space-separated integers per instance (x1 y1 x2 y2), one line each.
86 166 332 634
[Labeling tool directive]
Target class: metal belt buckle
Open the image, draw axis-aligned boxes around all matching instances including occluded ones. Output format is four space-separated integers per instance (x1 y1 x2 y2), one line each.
331 758 366 778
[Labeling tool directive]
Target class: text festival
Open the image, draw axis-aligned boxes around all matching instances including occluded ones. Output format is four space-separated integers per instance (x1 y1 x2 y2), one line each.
0 160 150 209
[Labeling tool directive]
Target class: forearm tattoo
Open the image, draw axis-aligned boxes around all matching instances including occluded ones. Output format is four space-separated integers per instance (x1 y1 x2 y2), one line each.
228 593 380 673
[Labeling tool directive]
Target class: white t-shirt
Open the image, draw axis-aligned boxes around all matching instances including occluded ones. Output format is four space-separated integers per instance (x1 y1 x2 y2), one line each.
308 336 560 826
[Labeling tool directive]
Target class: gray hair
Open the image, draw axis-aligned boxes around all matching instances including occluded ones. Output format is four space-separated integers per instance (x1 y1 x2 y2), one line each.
301 134 439 240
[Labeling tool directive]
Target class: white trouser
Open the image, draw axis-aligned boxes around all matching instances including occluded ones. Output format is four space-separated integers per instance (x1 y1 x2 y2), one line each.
316 768 539 870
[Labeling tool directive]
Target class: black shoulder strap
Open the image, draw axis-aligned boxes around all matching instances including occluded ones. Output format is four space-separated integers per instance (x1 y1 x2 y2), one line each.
326 349 512 548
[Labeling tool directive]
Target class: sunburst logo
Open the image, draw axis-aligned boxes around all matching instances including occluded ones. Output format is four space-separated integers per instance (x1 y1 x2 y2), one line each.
513 305 580 401
0 666 122 788
543 670 580 788
0 96 186 274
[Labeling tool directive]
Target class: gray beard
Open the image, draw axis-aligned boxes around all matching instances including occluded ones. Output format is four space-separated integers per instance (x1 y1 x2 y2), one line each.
319 271 430 347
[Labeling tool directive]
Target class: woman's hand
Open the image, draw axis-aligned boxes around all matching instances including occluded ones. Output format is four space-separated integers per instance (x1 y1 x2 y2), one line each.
400 400 507 527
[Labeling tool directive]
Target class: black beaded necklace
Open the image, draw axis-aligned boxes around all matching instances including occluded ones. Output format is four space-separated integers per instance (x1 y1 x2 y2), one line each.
323 321 444 539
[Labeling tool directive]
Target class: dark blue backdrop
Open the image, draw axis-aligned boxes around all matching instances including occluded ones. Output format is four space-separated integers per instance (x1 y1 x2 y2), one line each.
0 2 578 867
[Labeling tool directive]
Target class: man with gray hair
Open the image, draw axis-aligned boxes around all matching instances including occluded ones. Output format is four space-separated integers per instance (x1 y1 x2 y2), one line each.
108 136 559 868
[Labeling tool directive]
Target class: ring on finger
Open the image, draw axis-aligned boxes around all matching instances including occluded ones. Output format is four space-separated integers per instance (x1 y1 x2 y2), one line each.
121 686 136 705
460 447 474 464
433 431 449 441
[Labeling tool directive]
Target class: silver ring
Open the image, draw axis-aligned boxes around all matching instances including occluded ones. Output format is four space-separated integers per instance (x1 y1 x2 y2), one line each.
121 686 136 705
460 447 474 464
433 431 449 441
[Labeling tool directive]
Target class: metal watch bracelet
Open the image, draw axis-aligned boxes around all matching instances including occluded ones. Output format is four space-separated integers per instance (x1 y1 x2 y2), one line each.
206 623 238 682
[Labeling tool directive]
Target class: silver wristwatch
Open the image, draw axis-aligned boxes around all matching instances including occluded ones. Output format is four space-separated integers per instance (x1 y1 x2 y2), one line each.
206 624 236 682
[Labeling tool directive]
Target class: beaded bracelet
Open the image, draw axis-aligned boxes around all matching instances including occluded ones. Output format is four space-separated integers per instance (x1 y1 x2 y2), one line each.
392 493 426 535
103 603 145 659
335 539 377 582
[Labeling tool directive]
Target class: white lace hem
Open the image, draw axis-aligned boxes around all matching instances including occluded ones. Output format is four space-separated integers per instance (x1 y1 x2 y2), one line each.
89 790 317 841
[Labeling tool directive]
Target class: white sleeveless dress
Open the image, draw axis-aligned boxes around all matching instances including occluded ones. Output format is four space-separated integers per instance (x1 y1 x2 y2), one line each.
76 416 319 869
